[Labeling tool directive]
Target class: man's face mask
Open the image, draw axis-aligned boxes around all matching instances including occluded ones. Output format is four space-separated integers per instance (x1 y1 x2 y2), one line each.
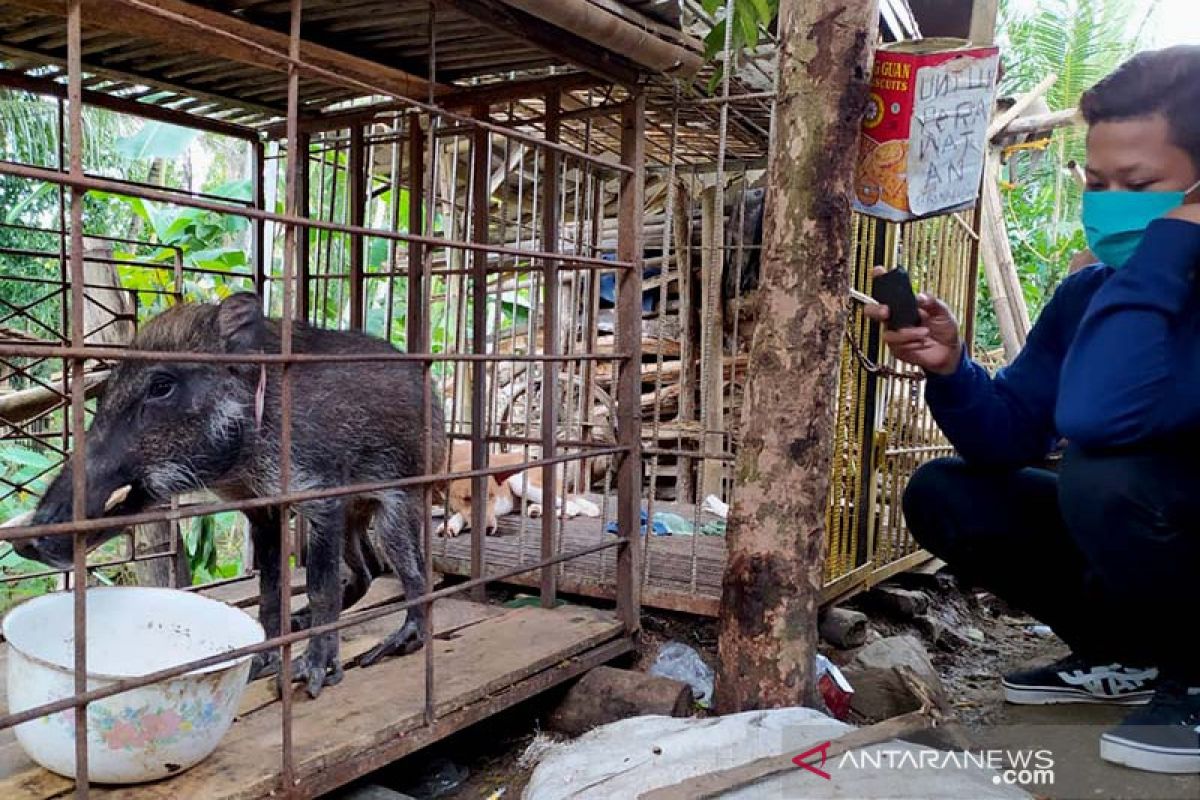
1082 178 1200 269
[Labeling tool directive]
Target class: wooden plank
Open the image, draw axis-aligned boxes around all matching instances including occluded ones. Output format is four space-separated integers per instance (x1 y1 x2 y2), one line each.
233 593 505 718
0 599 545 799
440 0 641 85
0 68 257 140
198 569 307 608
8 0 437 100
85 605 622 799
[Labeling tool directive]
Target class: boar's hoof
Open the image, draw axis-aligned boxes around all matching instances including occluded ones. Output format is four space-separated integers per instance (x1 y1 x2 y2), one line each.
360 620 424 667
248 651 281 682
281 632 343 699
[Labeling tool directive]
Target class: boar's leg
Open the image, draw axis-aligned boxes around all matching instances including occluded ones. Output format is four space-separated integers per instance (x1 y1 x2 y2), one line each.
360 491 427 666
285 498 346 698
290 507 378 631
247 507 284 681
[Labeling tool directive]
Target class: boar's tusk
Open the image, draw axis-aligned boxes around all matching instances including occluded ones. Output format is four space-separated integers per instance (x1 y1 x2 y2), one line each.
104 485 133 513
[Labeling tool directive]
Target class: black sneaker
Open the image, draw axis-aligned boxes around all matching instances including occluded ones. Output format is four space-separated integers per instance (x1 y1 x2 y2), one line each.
1002 653 1158 705
1101 681 1200 773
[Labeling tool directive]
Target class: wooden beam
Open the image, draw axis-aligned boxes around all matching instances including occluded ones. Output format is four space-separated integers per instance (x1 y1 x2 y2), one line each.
0 67 258 139
988 73 1057 141
8 0 438 101
615 93 646 633
496 0 702 76
997 107 1080 140
441 0 642 85
0 41 286 120
970 0 1000 45
259 73 611 140
715 0 880 714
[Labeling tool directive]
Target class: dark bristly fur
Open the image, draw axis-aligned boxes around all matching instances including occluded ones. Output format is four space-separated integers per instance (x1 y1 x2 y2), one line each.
20 292 446 698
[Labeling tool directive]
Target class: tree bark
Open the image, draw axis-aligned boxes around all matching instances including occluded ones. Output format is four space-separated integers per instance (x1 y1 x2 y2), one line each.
714 0 879 714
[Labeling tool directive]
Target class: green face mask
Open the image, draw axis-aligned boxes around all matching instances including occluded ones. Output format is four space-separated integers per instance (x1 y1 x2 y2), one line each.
1082 179 1200 269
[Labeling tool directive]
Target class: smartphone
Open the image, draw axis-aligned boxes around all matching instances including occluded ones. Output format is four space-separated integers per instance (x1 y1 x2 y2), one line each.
870 267 922 330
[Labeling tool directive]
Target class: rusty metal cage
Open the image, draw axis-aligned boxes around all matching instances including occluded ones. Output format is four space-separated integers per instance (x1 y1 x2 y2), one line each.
0 2 658 796
0 1 983 795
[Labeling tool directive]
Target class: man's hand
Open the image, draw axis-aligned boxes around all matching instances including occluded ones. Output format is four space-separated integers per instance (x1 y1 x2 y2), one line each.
862 266 963 376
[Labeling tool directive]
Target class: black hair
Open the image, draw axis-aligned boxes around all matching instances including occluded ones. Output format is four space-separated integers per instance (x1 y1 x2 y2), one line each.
1080 45 1200 167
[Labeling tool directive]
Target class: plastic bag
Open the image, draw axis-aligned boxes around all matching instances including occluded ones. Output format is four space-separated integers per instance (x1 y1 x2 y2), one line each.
400 757 469 799
649 642 715 708
815 654 855 720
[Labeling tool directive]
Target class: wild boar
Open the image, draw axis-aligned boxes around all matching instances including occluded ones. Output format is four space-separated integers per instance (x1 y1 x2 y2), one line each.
17 292 445 698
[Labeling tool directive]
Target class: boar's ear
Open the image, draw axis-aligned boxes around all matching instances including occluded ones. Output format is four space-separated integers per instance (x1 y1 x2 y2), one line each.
218 292 266 354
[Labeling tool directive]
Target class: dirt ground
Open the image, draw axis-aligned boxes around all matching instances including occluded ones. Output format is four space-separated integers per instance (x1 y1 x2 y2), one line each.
331 574 1198 800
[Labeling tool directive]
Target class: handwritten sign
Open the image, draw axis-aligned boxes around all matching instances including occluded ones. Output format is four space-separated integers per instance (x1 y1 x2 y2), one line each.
907 54 999 217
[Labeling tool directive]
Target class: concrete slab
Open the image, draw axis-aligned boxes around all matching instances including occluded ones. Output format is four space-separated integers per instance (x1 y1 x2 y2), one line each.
523 708 1034 800
972 701 1200 800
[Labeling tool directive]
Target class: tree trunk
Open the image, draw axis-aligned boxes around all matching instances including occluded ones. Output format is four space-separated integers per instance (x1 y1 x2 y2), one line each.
714 0 879 713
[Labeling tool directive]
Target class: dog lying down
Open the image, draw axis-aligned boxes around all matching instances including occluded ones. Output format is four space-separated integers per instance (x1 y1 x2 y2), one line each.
435 441 601 537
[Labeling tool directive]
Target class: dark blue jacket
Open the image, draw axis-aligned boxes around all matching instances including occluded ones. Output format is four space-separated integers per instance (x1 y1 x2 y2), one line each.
925 218 1200 466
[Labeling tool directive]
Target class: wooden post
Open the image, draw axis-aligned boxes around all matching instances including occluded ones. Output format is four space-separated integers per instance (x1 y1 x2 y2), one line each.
252 138 267 300
295 131 311 322
673 180 697 504
540 91 562 608
615 94 646 632
469 105 490 602
349 124 366 330
698 185 725 499
980 151 1029 360
407 117 426 350
714 0 879 713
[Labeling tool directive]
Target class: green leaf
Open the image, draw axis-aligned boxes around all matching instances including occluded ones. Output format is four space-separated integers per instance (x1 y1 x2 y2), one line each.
4 183 55 224
747 0 772 23
115 121 199 161
737 7 760 49
368 237 389 269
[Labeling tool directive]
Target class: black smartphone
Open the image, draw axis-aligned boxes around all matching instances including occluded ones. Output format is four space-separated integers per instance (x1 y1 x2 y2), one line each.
870 268 922 330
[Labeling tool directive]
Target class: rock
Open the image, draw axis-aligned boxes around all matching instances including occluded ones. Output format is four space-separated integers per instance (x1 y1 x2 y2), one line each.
913 613 945 646
546 666 694 737
915 615 974 652
842 635 947 720
964 626 986 643
868 586 930 619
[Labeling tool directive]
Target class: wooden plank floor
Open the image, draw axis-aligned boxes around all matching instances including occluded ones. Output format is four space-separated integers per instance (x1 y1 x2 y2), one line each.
0 576 629 799
430 496 933 616
431 496 727 616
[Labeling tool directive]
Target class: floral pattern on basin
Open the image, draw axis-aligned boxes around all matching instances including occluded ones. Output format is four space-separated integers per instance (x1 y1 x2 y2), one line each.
47 688 231 751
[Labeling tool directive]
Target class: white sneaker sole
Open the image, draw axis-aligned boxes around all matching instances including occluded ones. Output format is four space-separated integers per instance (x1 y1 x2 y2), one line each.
1101 733 1200 774
1002 682 1154 706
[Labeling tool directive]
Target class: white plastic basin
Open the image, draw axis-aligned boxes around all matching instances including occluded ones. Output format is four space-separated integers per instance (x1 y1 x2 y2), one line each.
2 587 264 784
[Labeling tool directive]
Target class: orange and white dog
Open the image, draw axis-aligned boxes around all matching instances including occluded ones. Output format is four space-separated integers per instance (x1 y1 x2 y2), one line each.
435 440 601 537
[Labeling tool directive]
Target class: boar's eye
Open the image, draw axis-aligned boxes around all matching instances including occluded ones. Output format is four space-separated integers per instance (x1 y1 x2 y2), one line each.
145 373 177 403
